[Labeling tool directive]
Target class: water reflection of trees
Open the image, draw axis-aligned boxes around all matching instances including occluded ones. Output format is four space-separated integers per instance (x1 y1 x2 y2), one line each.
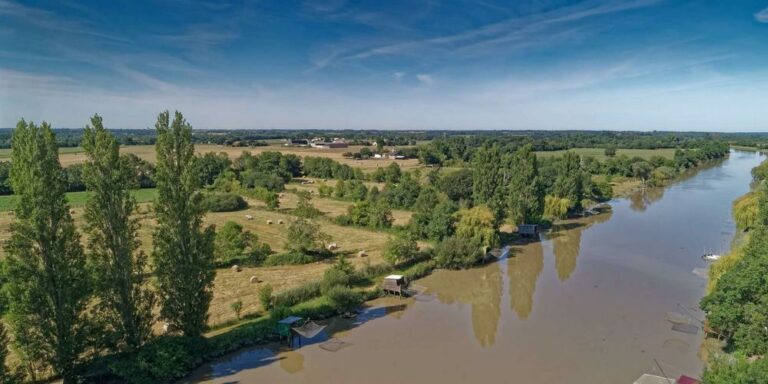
422 263 503 347
507 241 543 320
629 187 665 212
550 211 613 282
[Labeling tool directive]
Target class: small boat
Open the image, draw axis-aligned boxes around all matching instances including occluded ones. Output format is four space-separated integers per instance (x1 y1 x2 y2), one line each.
702 253 721 261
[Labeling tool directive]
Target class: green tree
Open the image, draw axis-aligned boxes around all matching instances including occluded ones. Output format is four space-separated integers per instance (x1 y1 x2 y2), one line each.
631 161 653 184
82 114 154 351
506 144 544 225
152 111 216 337
472 145 504 217
293 190 322 218
214 221 269 265
3 120 90 383
455 205 499 250
285 218 329 254
552 151 584 211
604 145 617 157
383 235 419 265
0 323 17 384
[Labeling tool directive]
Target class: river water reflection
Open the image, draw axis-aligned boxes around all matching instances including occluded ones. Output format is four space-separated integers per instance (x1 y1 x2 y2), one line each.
184 150 763 384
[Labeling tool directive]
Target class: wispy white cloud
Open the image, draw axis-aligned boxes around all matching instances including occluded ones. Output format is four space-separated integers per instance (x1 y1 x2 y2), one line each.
756 7 768 23
416 73 434 85
312 0 663 70
0 0 129 42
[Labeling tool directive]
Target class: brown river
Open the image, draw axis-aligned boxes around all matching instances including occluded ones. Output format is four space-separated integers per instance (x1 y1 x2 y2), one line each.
184 150 763 384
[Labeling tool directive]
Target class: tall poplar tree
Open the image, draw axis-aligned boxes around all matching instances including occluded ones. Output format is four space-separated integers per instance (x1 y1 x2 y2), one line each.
472 144 505 220
152 111 215 337
3 120 90 383
82 114 154 351
507 144 544 225
552 151 584 211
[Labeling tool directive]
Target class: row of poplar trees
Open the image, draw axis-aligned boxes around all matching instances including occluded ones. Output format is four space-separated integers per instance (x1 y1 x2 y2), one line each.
1 111 215 383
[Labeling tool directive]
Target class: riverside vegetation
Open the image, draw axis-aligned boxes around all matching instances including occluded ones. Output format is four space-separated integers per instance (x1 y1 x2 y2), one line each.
0 114 732 383
699 157 768 383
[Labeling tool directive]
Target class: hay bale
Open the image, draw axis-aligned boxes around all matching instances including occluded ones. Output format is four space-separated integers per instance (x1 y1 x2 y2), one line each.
69 209 76 214
249 276 260 284
278 219 284 224
162 322 170 333
231 265 241 272
327 242 338 251
267 219 273 225
245 214 254 220
357 250 367 258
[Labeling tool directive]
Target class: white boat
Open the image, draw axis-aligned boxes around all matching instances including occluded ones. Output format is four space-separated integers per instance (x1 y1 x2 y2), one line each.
702 253 721 261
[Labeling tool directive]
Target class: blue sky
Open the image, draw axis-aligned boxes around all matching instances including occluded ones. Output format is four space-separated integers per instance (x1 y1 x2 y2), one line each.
1 0 768 131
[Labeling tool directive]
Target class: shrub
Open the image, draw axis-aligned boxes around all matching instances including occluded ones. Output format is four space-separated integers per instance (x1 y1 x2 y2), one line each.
321 256 355 293
202 193 248 212
356 262 393 283
263 251 317 266
230 300 243 320
402 260 435 281
273 281 322 308
107 336 208 384
258 284 274 311
321 268 351 294
382 235 419 266
325 286 363 313
434 236 484 269
293 191 322 218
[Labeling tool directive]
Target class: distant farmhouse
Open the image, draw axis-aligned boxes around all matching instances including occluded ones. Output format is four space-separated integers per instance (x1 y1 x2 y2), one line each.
310 137 348 149
284 138 310 147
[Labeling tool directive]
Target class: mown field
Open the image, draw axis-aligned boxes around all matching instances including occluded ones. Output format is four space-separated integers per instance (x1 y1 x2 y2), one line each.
534 147 677 161
0 144 423 170
0 182 403 327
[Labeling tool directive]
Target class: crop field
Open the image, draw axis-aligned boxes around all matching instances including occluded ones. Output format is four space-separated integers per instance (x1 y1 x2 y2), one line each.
0 144 423 170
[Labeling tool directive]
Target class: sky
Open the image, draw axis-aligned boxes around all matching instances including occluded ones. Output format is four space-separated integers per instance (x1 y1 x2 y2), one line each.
1 0 768 131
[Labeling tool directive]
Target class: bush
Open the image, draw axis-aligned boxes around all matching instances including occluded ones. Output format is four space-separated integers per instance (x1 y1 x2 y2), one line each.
263 251 317 266
108 336 208 384
321 268 351 294
202 193 248 212
321 256 355 293
273 281 322 308
402 260 435 281
325 286 363 313
258 284 274 311
434 236 484 269
382 235 419 266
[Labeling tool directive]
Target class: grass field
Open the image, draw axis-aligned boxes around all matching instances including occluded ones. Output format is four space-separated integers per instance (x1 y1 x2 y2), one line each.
534 147 677 161
0 186 405 327
0 188 158 212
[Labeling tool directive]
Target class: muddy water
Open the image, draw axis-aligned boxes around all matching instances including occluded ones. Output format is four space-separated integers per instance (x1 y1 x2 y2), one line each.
185 150 763 384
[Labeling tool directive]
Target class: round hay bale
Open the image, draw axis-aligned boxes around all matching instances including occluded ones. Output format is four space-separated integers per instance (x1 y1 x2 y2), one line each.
357 250 367 258
278 219 284 224
69 209 76 214
231 265 241 272
267 219 273 225
245 214 254 220
249 276 260 284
